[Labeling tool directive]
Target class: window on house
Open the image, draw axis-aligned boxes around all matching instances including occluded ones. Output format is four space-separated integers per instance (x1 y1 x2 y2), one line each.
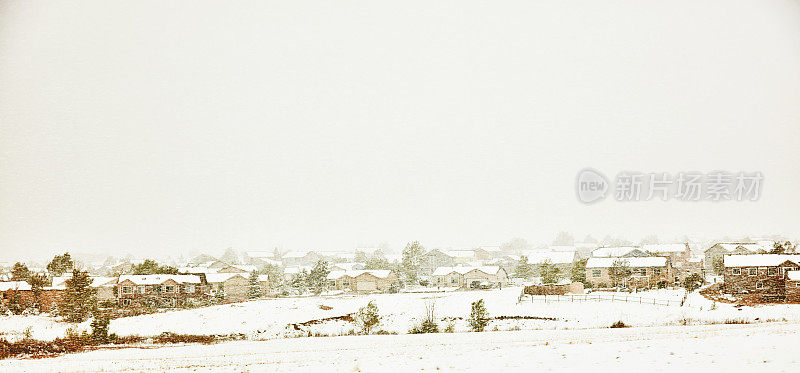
768 267 777 276
165 285 175 293
756 281 764 289
137 286 145 293
796 282 800 288
748 268 757 276
633 268 647 276
329 280 336 287
343 280 350 287
121 286 132 294
732 268 741 275
121 299 131 306
187 285 195 293
592 270 601 278
653 269 661 276
451 277 458 284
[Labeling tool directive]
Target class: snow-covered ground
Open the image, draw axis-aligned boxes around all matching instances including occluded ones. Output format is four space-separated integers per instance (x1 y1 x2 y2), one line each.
1 287 800 342
2 322 798 372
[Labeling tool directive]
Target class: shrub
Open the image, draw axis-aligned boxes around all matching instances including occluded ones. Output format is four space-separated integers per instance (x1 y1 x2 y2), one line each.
683 273 704 292
468 299 489 332
443 321 455 333
90 315 111 344
610 320 628 328
409 302 439 334
355 301 381 335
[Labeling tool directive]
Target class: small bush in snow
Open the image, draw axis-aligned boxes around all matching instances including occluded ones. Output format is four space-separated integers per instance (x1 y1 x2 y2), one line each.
355 301 381 334
409 302 439 334
682 273 704 292
468 299 489 332
610 320 628 328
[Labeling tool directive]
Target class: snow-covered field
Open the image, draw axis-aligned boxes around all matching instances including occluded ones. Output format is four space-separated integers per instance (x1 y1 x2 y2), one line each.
2 322 798 372
2 287 800 342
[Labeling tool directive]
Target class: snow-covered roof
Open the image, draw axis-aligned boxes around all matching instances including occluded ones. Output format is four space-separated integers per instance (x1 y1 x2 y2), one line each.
284 266 311 274
787 271 800 281
178 266 220 274
444 250 476 258
642 243 688 254
591 247 642 258
283 251 313 258
523 251 576 264
586 257 667 268
714 243 763 253
230 264 258 273
431 266 503 276
723 254 800 267
257 275 269 282
205 273 247 283
0 281 31 291
330 262 365 271
326 270 393 280
118 275 201 285
688 255 704 263
548 246 577 253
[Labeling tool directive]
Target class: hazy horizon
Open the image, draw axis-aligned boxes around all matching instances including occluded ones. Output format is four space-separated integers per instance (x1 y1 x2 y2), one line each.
2 0 800 263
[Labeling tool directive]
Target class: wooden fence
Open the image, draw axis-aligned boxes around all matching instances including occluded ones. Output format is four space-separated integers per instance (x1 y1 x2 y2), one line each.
518 293 684 307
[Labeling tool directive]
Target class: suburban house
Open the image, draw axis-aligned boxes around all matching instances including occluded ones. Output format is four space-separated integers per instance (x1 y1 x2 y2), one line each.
705 243 765 272
330 262 366 272
591 246 649 258
574 242 599 259
0 281 66 312
281 251 322 267
117 275 204 308
642 243 691 263
786 271 800 302
722 254 800 300
522 251 577 276
52 275 117 302
641 243 695 282
431 266 509 289
419 249 456 277
245 250 282 267
205 273 251 303
326 270 399 292
585 257 670 288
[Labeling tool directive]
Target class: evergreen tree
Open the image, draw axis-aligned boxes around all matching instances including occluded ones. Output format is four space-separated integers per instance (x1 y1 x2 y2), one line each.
59 269 97 323
538 259 561 284
11 262 30 281
401 241 425 284
131 259 179 275
220 248 240 265
248 271 262 299
355 300 381 334
514 256 533 279
46 253 74 276
570 259 588 286
306 260 330 294
468 299 489 332
28 273 48 306
291 269 309 293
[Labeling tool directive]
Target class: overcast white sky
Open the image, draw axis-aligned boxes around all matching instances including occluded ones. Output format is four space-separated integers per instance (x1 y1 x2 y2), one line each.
1 0 799 261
